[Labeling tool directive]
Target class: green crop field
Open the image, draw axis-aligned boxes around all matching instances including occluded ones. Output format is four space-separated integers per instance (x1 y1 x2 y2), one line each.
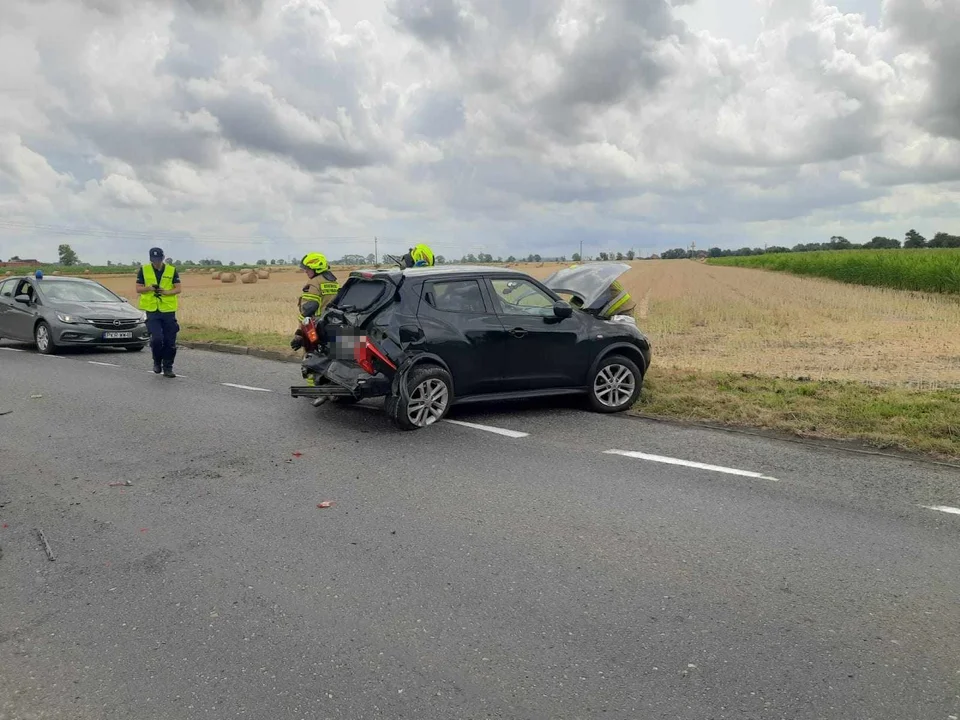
706 249 960 294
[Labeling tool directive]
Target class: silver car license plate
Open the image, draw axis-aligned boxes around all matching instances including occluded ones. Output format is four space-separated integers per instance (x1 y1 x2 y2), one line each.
104 331 133 339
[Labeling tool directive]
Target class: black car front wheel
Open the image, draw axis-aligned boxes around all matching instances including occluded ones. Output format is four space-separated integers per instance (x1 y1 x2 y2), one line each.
588 354 642 413
386 364 453 430
35 321 58 355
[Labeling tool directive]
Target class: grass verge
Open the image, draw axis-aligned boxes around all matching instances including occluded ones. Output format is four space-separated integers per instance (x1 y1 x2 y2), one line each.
180 325 960 460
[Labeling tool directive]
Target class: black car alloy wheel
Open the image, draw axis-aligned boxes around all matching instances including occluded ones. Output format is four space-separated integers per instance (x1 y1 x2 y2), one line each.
588 354 642 413
387 364 453 430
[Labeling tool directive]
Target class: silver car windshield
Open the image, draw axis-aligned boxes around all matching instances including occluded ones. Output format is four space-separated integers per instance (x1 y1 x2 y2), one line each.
40 282 120 303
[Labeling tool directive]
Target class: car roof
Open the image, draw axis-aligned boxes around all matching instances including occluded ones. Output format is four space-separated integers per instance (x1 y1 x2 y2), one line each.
352 265 532 280
10 275 97 282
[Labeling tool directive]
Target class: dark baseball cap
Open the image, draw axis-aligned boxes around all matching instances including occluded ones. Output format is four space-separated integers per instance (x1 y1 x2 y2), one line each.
149 247 164 260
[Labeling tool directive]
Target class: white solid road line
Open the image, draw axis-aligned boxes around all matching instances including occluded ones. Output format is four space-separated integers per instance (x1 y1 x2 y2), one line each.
444 419 529 438
0 347 24 352
604 449 779 481
88 361 119 367
921 505 960 516
222 382 272 392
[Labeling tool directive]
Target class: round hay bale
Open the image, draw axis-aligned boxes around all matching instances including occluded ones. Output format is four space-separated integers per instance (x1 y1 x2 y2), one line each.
211 272 222 280
257 269 270 279
52 271 61 276
83 269 91 274
240 271 258 284
220 272 237 284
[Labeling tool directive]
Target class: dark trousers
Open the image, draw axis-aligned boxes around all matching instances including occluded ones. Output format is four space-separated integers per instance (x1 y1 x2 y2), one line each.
146 311 179 369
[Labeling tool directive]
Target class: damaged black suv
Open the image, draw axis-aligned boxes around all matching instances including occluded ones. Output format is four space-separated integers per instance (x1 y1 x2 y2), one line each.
291 263 652 430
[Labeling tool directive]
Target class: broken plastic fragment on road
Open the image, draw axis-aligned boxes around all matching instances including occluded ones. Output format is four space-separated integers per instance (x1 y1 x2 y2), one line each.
292 451 303 458
108 480 133 487
317 501 335 509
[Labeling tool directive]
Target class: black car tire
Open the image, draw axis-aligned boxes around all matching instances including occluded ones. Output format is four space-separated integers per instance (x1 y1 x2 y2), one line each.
588 354 642 413
34 321 58 355
126 344 146 352
386 364 453 430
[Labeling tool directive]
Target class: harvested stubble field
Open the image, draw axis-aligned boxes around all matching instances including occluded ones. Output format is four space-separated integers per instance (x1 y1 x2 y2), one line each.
93 261 960 458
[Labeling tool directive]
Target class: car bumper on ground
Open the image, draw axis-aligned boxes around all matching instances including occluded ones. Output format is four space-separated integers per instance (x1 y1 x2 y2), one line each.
290 354 392 400
54 322 150 347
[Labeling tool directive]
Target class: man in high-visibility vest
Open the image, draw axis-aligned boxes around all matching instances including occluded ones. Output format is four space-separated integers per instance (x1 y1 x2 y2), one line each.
566 263 635 319
401 243 435 268
136 247 182 378
290 252 340 351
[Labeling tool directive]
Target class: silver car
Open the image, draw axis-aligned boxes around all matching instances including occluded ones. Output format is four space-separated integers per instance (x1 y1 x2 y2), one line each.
0 275 149 354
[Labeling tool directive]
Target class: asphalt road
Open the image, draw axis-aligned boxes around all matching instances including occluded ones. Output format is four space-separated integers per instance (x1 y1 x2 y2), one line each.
1 342 959 720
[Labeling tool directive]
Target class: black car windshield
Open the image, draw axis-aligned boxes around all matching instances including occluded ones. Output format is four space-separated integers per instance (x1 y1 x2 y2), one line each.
40 282 120 303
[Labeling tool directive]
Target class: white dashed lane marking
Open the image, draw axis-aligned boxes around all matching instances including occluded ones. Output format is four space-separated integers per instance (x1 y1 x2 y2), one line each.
921 505 960 516
88 361 119 367
222 383 272 393
444 419 529 438
604 449 779 481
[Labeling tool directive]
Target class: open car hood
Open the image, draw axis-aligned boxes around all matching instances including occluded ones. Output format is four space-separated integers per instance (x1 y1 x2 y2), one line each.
542 262 631 311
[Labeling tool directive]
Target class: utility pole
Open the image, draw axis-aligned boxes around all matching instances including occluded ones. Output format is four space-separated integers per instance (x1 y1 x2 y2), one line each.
374 236 378 265
579 239 583 262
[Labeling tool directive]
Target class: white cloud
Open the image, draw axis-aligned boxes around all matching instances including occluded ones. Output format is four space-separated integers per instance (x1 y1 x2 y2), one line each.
0 0 957 263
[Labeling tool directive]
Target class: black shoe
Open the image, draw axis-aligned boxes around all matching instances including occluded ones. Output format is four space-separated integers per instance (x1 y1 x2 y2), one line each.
163 369 176 378
153 363 162 374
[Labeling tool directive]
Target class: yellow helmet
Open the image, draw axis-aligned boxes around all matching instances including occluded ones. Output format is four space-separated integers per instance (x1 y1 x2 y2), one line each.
300 252 329 273
410 243 435 267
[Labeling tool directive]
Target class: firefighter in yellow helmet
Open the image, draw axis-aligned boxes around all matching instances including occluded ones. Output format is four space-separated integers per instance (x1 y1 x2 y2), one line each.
401 243 435 268
566 263 636 320
290 252 340 361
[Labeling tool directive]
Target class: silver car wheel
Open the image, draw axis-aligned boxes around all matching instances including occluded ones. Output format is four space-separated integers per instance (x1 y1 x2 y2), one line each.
35 324 50 353
406 377 449 427
594 363 636 408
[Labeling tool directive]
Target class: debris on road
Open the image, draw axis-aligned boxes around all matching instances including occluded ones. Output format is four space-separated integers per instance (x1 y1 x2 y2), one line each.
30 394 43 399
0 409 11 416
35 528 55 561
292 451 303 458
108 481 134 487
317 501 335 509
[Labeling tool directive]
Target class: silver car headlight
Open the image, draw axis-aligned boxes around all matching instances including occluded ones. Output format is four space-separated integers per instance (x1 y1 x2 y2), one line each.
56 313 90 324
138 311 148 322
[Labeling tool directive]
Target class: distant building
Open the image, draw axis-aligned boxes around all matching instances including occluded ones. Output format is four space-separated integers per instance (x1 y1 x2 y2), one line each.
0 259 41 268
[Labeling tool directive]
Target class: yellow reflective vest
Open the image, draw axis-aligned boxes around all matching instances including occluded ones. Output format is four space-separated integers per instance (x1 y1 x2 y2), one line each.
298 273 340 320
139 264 178 313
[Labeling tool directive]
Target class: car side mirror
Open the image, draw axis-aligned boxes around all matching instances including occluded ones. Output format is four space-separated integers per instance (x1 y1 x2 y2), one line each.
14 294 31 305
301 300 321 318
553 300 573 319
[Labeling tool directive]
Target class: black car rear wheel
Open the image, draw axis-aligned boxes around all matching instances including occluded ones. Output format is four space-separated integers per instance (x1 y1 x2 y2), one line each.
588 354 642 413
35 321 58 355
386 364 453 430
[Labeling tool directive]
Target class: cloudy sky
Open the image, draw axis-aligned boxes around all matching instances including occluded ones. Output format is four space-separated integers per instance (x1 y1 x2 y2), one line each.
0 0 957 264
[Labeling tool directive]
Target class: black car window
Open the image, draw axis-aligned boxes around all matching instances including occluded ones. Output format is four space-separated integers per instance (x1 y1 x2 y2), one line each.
14 280 34 300
491 279 554 316
428 280 486 313
333 278 388 312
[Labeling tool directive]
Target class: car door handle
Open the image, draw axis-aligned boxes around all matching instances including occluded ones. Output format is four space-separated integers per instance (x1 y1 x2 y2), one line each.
509 328 528 338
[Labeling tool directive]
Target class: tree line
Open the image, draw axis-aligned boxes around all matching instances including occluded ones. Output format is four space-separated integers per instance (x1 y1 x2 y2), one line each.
661 230 959 260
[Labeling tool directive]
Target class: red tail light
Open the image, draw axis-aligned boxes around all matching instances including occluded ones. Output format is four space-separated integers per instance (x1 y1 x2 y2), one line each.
304 319 319 345
353 337 396 374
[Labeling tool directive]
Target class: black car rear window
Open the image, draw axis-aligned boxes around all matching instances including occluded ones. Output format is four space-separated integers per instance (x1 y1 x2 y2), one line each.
334 278 389 311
